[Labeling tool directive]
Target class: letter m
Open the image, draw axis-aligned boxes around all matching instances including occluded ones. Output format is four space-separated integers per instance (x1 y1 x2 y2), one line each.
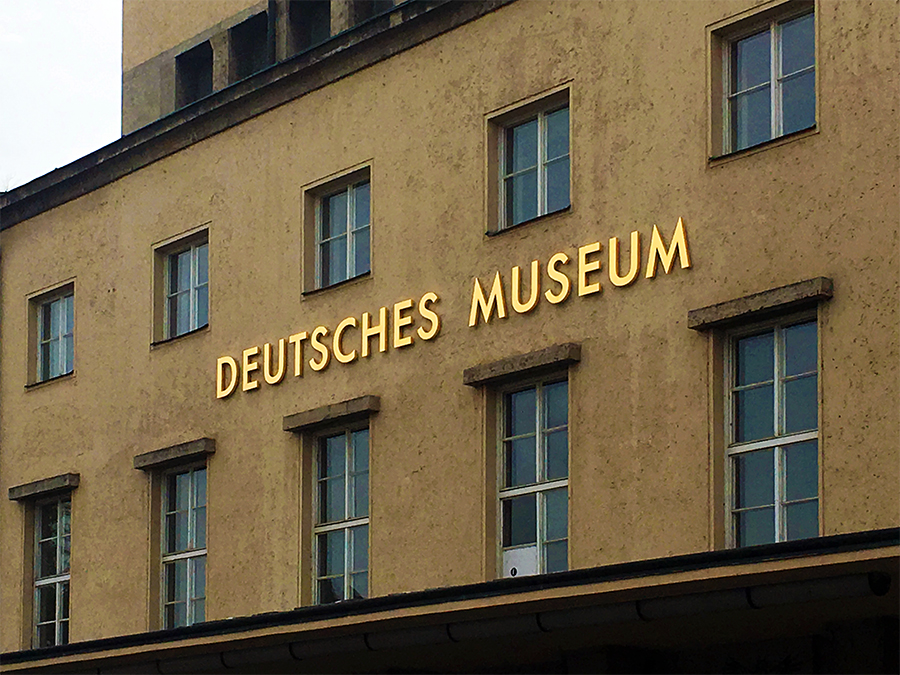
645 217 692 278
468 272 508 327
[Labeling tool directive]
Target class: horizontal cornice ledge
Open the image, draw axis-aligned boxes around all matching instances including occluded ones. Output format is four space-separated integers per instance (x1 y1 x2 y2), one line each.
8 473 80 501
283 395 381 433
134 437 216 471
463 343 581 387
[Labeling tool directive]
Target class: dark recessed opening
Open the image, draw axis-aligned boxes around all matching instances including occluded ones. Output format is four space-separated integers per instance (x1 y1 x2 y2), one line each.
354 0 394 24
175 41 213 108
230 11 273 82
288 0 331 55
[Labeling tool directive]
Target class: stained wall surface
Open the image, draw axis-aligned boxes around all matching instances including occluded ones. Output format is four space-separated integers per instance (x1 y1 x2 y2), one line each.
1 0 898 651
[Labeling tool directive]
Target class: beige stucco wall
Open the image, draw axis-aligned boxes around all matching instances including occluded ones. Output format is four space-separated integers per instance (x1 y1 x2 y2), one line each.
2 0 898 651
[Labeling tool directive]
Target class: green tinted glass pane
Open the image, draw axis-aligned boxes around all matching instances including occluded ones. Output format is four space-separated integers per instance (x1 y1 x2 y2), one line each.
37 623 56 648
352 430 369 472
350 572 368 599
507 170 538 226
321 235 348 286
319 530 345 577
174 250 192 292
507 388 536 436
353 226 370 276
545 107 569 160
323 191 348 239
175 471 191 511
353 182 370 226
59 620 69 646
785 440 817 501
194 506 206 548
544 540 567 574
60 581 70 619
63 334 74 373
735 450 774 508
60 535 70 574
502 494 536 547
786 501 818 540
544 488 567 541
196 244 208 284
780 13 814 74
734 30 770 90
545 430 568 480
508 119 538 172
37 585 56 622
737 332 774 385
39 540 57 579
319 578 342 604
64 295 74 332
735 385 774 442
195 285 208 328
784 322 816 376
193 469 206 507
351 525 368 573
60 500 71 535
192 598 205 624
784 375 817 433
166 559 188 604
506 437 537 487
166 601 187 629
546 157 569 213
733 87 771 150
321 435 346 479
319 477 345 523
544 381 567 428
782 70 815 135
40 504 58 540
736 507 775 547
192 556 206 599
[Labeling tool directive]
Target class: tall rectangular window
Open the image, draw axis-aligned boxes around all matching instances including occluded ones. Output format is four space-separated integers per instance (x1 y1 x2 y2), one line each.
166 240 209 339
728 318 819 547
37 293 74 382
725 10 815 152
500 105 570 228
175 41 213 109
499 379 568 577
162 467 206 628
34 498 71 647
314 429 369 604
317 181 370 289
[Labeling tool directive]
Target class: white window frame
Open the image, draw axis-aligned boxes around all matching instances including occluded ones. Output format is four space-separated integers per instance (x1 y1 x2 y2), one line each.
33 496 71 648
315 180 371 289
725 312 819 548
498 104 570 230
161 466 207 628
164 239 209 339
497 377 569 577
37 292 74 382
722 8 815 153
313 427 370 604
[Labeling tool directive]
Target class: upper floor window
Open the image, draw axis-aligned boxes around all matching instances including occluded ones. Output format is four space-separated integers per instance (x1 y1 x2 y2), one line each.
162 466 207 628
175 41 213 109
314 428 369 603
500 378 568 577
34 497 71 647
317 180 371 289
727 317 818 546
36 292 74 382
725 10 815 152
163 237 209 340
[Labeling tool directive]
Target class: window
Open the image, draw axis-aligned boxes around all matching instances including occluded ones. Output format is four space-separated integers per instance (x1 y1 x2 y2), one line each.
316 180 371 289
175 41 213 109
314 428 369 603
36 291 74 382
33 497 71 647
727 318 818 547
229 12 273 83
163 237 208 340
287 0 331 54
499 379 568 577
162 467 206 628
498 102 569 229
724 9 815 152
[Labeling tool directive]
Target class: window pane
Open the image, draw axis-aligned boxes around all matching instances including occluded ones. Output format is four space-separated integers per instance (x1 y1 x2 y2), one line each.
507 388 536 436
318 578 342 604
48 339 60 379
40 342 51 380
353 182 370 226
506 170 538 226
194 506 206 548
352 475 368 519
545 157 569 213
734 30 770 91
321 435 346 479
545 107 569 161
352 226 370 276
733 88 771 150
166 602 187 629
735 449 774 508
37 585 56 622
39 540 57 578
507 119 538 173
543 381 567 428
321 236 348 286
59 620 69 646
64 295 74 332
60 535 70 574
40 504 58 539
735 384 774 442
737 332 774 386
192 598 205 625
544 488 567 541
780 13 814 74
506 437 537 487
502 494 536 547
166 559 188 603
193 469 207 507
166 511 189 553
786 501 818 540
544 540 567 574
352 430 369 472
319 477 346 523
195 285 209 328
545 430 568 481
783 322 816 376
37 623 56 648
170 293 190 336
786 440 818 501
319 530 345 577
196 244 209 284
63 334 74 373
49 298 61 336
324 191 348 239
351 525 368 573
782 70 816 135
350 572 368 600
192 556 206 600
60 581 70 619
784 375 817 433
173 250 192 292
736 507 775 546
60 500 71 534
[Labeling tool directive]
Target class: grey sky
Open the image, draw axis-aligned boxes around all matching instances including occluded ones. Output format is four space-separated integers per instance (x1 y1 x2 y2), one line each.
0 0 122 190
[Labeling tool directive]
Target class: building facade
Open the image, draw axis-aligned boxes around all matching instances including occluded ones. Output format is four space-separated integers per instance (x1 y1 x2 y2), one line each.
0 0 897 672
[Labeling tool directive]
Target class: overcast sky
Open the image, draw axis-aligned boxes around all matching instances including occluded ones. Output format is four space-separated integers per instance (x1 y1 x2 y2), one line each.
0 0 122 191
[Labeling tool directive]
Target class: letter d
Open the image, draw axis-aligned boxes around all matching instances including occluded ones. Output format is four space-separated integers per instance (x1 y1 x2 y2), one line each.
216 356 239 399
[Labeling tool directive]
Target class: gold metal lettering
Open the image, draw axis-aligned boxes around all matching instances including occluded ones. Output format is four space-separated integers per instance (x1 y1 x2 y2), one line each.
511 260 540 314
309 326 331 371
468 272 507 327
578 242 602 296
216 356 238 399
361 307 388 357
288 332 308 377
544 252 571 304
242 346 260 391
609 231 641 287
417 292 441 341
645 217 691 278
333 316 359 364
393 299 415 348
